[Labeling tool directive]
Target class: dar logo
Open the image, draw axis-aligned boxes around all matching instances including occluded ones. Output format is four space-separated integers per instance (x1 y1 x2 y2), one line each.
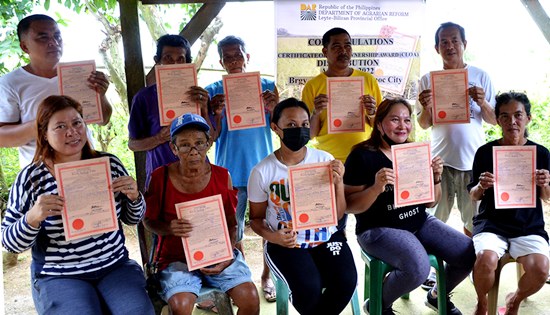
300 4 317 21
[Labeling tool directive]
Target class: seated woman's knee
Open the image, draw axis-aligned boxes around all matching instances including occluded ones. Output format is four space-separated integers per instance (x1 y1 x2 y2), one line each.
228 282 260 314
475 250 499 273
168 292 196 315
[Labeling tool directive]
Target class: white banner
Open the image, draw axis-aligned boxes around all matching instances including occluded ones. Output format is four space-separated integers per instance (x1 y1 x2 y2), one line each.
275 0 425 99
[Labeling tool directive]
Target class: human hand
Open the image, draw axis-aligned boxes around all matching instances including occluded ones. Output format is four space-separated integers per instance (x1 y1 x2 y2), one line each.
262 90 278 112
112 176 140 202
186 86 209 112
374 168 394 194
155 126 171 145
535 169 550 187
210 94 226 116
313 94 328 114
330 160 345 185
87 71 110 95
26 194 64 228
468 86 486 106
431 156 444 183
361 95 377 116
169 218 192 237
418 89 433 109
199 260 232 275
274 228 297 248
478 172 495 190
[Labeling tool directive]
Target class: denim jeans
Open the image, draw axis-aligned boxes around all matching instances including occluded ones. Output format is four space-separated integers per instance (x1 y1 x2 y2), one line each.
31 258 154 315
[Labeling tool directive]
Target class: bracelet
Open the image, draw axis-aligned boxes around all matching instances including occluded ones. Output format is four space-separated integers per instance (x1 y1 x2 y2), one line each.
434 177 442 185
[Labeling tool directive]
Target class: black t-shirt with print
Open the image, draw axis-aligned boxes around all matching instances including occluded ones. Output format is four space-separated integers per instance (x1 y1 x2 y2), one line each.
344 146 427 235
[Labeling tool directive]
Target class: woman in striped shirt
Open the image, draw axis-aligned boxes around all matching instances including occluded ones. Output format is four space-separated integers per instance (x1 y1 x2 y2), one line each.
1 95 154 315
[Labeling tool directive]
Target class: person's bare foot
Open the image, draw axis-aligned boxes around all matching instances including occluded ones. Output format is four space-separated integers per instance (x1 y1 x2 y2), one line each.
503 292 519 315
261 277 276 302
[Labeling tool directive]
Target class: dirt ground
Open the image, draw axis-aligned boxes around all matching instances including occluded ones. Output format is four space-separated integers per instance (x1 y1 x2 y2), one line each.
3 207 550 315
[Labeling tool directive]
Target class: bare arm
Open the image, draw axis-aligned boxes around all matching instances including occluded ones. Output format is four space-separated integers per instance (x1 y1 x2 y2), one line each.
470 171 494 201
536 169 550 202
426 157 444 208
344 167 394 214
87 71 113 125
0 121 36 148
128 126 171 152
309 94 328 137
249 200 297 248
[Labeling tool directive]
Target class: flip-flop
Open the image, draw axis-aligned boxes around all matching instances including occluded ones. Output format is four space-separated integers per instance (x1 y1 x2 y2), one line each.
262 279 277 302
196 300 218 314
546 275 550 284
497 306 506 315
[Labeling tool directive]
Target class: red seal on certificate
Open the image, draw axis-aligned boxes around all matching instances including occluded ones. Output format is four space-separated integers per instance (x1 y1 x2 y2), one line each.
501 192 510 202
193 251 204 261
299 213 309 223
400 190 410 200
166 110 176 119
233 115 242 124
72 218 84 230
438 111 446 119
333 119 342 128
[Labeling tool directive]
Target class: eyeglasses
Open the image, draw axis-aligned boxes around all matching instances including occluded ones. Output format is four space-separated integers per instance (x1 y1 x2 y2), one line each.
174 141 209 153
222 52 244 64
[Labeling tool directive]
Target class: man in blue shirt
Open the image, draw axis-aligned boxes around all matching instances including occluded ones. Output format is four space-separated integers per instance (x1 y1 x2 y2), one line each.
205 35 278 302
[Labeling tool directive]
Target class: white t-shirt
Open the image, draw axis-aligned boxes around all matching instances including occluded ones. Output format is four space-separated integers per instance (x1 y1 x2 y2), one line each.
0 67 95 168
0 68 58 167
248 147 337 248
418 64 496 171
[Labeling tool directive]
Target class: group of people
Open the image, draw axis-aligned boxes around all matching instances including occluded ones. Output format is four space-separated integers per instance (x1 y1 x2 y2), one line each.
1 13 548 315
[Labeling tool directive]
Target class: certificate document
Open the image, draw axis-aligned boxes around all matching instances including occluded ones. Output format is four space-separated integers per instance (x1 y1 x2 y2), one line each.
156 63 199 126
175 194 234 271
392 142 435 208
222 71 266 131
493 146 536 209
430 69 470 125
57 60 102 124
54 157 118 241
327 76 365 134
288 161 338 231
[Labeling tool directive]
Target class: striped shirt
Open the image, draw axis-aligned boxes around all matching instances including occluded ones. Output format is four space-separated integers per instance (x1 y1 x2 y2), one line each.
1 153 145 276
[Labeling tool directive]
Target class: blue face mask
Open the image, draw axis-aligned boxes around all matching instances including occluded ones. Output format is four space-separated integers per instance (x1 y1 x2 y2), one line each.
280 127 310 151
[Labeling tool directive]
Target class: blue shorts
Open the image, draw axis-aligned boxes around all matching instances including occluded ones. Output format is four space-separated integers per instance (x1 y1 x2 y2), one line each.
159 249 252 301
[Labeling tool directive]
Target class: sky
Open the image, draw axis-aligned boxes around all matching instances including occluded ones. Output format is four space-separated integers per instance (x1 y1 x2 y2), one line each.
20 0 550 101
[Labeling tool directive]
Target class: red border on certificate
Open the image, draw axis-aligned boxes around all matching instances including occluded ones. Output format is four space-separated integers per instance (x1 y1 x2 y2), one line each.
431 69 470 125
222 71 266 131
327 76 365 134
175 194 233 271
392 142 435 208
156 63 199 126
493 146 536 209
55 157 118 241
288 161 338 231
57 60 103 124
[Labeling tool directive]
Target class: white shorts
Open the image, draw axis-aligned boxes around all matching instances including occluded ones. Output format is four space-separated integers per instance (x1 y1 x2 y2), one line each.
473 232 550 259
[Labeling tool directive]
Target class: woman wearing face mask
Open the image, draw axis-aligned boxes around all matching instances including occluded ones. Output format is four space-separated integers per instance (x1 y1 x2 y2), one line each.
344 98 475 315
248 98 357 315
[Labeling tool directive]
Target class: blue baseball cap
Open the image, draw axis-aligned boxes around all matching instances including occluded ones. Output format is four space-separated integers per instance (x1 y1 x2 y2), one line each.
170 113 210 138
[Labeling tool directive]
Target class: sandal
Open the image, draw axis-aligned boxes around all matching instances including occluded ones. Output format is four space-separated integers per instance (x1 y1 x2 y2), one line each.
546 275 550 284
421 270 437 291
196 300 218 314
261 278 277 302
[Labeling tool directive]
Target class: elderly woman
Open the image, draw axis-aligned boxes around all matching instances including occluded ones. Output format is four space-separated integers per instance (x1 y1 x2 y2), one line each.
343 97 475 315
248 98 357 315
1 95 153 314
468 92 550 315
143 113 259 315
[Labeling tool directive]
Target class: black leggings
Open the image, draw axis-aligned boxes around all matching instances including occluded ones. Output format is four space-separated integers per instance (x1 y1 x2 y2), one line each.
266 230 358 315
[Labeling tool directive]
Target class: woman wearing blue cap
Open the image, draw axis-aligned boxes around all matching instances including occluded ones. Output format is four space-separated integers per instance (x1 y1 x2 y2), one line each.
143 113 259 315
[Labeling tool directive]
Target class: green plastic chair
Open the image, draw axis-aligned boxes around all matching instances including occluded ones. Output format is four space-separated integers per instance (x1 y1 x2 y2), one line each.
271 271 361 315
361 249 447 315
